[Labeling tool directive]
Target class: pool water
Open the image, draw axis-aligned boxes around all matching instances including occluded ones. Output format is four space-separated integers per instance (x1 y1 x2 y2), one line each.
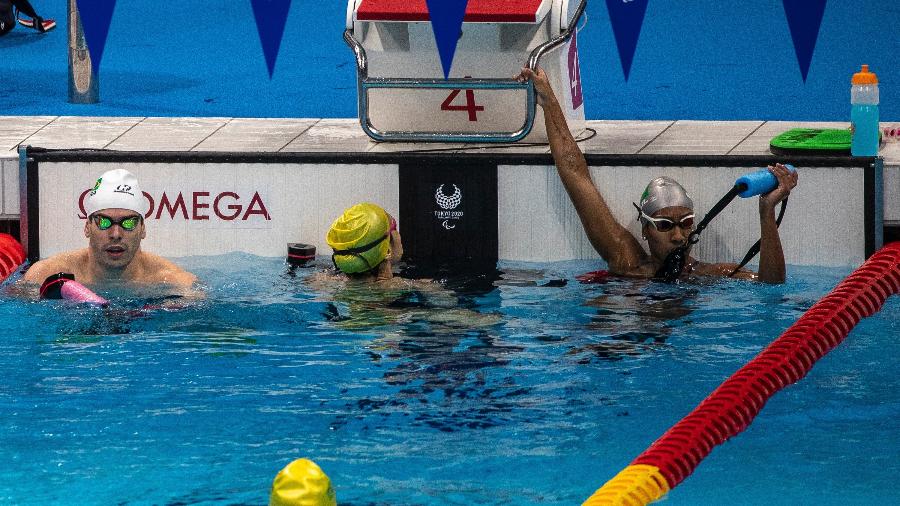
1 255 898 505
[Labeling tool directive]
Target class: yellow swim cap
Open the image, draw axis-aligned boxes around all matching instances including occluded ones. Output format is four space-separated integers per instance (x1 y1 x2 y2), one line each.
269 458 337 506
326 203 391 274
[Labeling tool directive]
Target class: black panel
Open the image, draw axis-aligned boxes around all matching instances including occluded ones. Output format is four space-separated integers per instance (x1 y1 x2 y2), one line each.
399 160 498 265
26 158 39 262
0 220 20 240
864 159 876 258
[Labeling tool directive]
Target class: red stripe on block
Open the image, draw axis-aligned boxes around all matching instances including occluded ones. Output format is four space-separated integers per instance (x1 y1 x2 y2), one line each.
356 0 547 23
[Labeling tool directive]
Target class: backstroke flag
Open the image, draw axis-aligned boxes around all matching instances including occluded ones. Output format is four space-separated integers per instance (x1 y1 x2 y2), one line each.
251 0 293 78
426 0 469 79
76 0 117 75
783 0 827 82
606 0 649 81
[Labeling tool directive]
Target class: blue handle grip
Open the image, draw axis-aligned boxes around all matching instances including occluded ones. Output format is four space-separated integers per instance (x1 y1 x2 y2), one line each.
735 164 795 198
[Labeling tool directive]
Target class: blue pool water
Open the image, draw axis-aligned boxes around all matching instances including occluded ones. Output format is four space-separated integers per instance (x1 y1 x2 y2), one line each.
1 256 898 505
1 1 899 120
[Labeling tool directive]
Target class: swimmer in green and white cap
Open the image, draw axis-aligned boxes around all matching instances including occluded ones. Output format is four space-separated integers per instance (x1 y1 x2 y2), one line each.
19 169 198 295
516 67 798 283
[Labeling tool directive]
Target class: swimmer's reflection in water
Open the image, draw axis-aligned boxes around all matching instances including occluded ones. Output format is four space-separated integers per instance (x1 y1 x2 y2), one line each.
313 227 520 429
314 203 534 431
568 280 699 362
318 282 526 432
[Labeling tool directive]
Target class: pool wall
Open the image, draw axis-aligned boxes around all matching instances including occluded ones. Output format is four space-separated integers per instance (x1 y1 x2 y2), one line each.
1 158 17 220
20 149 879 268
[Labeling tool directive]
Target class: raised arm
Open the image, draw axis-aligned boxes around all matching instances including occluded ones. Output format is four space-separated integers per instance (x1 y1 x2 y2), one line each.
517 67 646 273
756 163 797 283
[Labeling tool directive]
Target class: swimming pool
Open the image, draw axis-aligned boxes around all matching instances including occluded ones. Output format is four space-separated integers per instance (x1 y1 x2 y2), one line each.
1 256 897 504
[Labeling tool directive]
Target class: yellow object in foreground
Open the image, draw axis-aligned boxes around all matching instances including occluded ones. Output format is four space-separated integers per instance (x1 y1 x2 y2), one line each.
270 458 337 506
582 464 669 506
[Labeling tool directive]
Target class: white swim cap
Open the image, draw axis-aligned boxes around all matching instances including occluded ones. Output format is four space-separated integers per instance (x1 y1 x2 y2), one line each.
84 169 147 217
639 176 694 217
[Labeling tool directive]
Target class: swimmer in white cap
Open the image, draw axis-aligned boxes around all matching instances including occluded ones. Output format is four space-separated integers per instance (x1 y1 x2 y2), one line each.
20 169 197 293
516 67 797 283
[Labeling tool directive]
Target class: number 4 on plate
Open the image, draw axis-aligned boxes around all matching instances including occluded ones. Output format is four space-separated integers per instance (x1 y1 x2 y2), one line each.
441 88 484 121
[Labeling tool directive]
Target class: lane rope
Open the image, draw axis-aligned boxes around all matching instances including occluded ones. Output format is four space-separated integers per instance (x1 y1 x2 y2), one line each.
584 242 900 505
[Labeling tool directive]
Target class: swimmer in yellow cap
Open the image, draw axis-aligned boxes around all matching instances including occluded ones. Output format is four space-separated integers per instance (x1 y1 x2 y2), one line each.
326 202 403 280
270 458 336 506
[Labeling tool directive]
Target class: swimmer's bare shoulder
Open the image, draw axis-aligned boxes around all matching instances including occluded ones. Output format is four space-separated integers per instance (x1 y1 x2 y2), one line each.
307 271 454 303
19 249 90 285
307 271 435 288
691 261 758 281
136 251 197 287
307 270 347 292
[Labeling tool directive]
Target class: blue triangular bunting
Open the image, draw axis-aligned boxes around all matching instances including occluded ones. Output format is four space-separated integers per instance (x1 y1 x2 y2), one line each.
425 0 469 79
783 0 827 82
606 0 648 81
251 0 293 78
76 0 117 75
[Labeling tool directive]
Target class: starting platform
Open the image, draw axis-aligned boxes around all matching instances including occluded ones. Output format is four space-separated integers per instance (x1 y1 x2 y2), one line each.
344 0 586 143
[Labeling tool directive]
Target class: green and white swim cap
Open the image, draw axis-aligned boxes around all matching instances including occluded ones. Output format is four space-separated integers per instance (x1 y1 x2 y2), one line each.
84 169 147 217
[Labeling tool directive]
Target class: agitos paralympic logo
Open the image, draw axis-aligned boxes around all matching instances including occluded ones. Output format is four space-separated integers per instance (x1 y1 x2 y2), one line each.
433 184 463 230
77 189 272 221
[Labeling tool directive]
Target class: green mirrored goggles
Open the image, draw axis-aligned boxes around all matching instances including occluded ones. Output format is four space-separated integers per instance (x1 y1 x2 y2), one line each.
92 214 142 231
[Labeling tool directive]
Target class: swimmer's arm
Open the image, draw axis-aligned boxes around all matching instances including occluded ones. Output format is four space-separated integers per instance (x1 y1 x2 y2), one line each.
19 260 51 286
160 269 206 300
17 250 86 285
147 255 205 299
755 205 786 284
756 164 796 284
517 67 645 273
13 256 76 298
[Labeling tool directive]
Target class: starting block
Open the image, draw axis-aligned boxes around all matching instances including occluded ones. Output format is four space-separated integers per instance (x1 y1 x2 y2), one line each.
344 0 587 143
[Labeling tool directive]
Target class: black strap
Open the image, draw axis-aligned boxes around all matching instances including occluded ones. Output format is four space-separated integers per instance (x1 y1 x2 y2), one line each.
688 185 743 245
331 234 388 274
331 233 388 256
728 198 788 276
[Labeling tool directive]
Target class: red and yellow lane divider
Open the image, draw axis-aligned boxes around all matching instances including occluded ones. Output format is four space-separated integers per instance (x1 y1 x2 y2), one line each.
584 242 900 506
582 465 669 506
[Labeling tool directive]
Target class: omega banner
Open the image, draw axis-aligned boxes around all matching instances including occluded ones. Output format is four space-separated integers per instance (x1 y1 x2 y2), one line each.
35 161 400 258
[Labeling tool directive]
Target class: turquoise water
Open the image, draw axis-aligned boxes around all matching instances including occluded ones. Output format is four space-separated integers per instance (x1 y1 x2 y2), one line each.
850 104 880 155
1 255 898 505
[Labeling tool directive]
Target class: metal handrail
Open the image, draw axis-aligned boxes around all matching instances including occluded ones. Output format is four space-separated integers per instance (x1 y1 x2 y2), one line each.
527 0 588 70
344 0 587 143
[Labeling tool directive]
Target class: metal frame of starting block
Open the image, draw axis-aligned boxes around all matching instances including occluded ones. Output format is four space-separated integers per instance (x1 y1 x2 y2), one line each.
344 0 588 143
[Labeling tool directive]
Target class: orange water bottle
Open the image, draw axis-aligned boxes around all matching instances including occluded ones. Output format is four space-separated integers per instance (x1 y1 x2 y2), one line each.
850 65 879 156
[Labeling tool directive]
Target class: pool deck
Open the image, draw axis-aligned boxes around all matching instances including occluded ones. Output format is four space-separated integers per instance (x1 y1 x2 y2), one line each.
1 116 898 224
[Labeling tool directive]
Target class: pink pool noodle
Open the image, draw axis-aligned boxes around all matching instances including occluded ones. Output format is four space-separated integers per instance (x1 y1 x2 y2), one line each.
40 273 108 305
